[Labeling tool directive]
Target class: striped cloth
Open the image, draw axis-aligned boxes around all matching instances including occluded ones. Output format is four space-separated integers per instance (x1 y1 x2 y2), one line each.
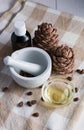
0 0 84 130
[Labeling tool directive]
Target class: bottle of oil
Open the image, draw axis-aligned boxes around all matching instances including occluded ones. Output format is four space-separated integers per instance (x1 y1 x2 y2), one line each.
11 21 31 51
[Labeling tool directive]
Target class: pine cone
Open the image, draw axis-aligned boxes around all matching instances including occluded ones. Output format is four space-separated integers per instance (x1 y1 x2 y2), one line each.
33 23 59 54
52 45 74 75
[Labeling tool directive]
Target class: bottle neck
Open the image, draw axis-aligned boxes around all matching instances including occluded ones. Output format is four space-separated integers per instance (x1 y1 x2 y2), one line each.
14 28 26 36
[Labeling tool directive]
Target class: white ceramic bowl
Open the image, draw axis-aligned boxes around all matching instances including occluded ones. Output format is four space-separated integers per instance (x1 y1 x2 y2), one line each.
9 47 52 88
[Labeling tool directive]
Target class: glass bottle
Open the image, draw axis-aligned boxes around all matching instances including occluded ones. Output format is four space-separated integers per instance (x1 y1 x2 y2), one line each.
11 21 31 51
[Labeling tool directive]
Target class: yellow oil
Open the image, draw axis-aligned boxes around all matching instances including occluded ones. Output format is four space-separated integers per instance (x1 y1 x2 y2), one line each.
46 84 69 104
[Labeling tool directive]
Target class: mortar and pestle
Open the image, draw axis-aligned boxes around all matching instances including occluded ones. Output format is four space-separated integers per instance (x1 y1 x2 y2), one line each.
3 47 52 88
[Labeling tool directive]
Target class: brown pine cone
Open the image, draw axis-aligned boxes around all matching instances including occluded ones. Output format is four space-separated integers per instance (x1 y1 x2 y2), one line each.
52 45 74 75
33 23 59 54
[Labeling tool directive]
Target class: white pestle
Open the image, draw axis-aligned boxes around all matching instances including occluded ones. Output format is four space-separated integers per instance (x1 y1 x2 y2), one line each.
3 56 43 76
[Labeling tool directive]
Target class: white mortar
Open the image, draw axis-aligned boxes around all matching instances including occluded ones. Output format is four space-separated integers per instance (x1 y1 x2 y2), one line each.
9 47 52 88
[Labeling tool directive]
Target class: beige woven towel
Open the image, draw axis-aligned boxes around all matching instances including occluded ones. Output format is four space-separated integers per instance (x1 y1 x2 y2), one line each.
66 95 84 130
0 1 84 130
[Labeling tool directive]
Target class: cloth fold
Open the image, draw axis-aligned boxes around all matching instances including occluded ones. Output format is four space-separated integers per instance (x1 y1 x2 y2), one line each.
0 0 26 34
